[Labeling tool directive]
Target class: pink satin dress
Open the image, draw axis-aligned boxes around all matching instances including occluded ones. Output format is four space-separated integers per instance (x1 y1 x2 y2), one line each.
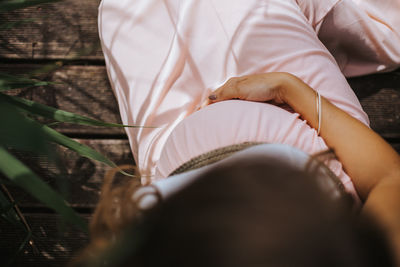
98 0 400 202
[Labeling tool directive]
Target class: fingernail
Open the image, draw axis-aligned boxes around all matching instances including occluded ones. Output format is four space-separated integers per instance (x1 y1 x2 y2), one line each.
208 94 217 100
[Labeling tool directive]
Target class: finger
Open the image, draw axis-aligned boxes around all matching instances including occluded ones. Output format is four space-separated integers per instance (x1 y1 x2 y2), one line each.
208 77 241 103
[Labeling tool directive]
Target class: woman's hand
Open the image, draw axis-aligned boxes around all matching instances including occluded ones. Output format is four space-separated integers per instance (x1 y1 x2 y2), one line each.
210 72 400 265
208 72 291 104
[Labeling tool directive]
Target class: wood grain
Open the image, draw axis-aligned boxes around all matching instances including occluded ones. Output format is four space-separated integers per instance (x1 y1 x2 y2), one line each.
4 138 400 209
0 213 88 267
1 65 399 209
1 1 398 265
349 70 400 138
4 139 135 209
0 0 103 60
0 64 125 135
1 64 399 137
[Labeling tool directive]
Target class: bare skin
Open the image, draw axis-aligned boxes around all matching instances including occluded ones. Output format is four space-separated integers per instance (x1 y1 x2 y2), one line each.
209 72 400 265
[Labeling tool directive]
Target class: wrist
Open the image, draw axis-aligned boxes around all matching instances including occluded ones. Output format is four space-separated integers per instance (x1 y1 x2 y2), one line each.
277 73 311 105
275 73 321 132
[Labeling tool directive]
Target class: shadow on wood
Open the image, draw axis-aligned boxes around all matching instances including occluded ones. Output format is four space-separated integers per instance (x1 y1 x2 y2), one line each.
0 0 103 60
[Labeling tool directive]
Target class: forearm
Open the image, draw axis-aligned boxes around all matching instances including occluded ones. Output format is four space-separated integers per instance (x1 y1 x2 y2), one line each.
210 72 400 263
209 73 400 195
281 74 400 264
281 74 400 199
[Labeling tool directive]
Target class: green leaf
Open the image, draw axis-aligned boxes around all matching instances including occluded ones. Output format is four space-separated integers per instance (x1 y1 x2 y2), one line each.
6 230 33 267
0 101 49 154
0 146 87 231
0 72 54 91
42 126 134 176
0 93 140 128
0 189 23 227
0 188 33 266
0 102 112 168
0 101 133 176
0 0 61 12
47 125 114 164
40 124 117 168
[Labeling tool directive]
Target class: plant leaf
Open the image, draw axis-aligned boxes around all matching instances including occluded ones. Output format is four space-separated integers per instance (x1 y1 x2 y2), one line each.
0 187 34 266
0 0 61 12
41 124 116 167
0 72 54 91
41 126 135 176
0 146 87 231
0 101 133 176
0 93 139 128
0 101 49 154
0 102 113 168
0 189 23 226
6 230 33 267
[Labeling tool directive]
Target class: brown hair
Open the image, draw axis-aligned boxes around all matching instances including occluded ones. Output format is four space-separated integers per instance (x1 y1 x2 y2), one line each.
73 157 394 267
72 165 142 265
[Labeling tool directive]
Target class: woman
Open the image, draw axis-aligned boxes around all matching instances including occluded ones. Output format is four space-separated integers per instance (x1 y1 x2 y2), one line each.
85 0 400 265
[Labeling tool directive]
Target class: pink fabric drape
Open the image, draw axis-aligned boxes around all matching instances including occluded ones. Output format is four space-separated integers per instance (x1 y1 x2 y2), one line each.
98 0 400 201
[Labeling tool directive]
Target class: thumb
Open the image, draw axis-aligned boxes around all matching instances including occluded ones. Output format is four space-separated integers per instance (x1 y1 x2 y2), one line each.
208 77 241 103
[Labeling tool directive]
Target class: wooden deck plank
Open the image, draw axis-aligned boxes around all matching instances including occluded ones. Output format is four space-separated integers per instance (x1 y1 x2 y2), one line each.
4 139 400 208
0 64 125 135
349 71 400 138
2 140 400 265
0 0 103 60
1 63 399 208
0 214 88 267
360 88 400 138
4 139 134 209
1 1 398 265
1 64 400 137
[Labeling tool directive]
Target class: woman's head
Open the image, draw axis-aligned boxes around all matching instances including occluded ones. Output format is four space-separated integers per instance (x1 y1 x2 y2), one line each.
75 157 394 267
